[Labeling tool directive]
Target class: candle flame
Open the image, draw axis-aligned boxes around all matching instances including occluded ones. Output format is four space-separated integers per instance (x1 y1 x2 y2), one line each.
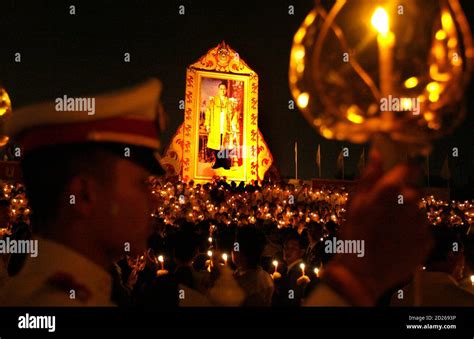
346 105 365 124
371 7 390 36
273 260 278 268
404 77 419 89
435 30 447 41
297 92 309 109
158 255 164 263
207 250 212 257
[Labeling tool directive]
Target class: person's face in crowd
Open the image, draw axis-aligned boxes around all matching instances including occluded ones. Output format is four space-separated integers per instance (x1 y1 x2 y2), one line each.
283 239 305 265
218 84 227 97
95 157 155 258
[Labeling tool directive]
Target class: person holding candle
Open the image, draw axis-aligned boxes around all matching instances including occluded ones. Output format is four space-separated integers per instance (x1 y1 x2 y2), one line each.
304 222 325 268
271 260 282 281
273 231 308 307
0 79 166 306
232 226 274 306
296 263 311 285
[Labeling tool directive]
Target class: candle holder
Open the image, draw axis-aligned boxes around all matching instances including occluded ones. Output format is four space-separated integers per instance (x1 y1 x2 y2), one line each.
290 0 473 165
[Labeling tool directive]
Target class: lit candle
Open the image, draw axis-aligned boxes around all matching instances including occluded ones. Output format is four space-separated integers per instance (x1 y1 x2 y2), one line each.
314 267 320 278
272 260 281 280
157 255 168 276
207 250 213 272
470 275 474 286
371 7 395 99
297 263 310 285
222 253 228 266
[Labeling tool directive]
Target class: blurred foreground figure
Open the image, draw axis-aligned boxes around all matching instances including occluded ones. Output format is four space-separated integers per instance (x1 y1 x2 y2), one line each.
391 227 474 306
0 79 165 306
305 152 432 306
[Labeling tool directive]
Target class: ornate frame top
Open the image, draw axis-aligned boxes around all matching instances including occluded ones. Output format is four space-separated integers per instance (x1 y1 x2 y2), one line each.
190 41 255 75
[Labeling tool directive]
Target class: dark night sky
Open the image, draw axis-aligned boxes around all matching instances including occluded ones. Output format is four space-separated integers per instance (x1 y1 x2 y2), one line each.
0 0 473 198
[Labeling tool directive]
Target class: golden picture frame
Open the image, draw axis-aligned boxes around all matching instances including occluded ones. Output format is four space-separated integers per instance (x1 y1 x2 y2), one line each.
181 42 260 184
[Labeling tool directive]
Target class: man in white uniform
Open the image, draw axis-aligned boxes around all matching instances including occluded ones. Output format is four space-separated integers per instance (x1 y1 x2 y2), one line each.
0 79 165 306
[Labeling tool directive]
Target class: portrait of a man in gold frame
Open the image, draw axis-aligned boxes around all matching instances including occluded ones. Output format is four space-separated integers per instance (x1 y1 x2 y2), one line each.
181 42 260 184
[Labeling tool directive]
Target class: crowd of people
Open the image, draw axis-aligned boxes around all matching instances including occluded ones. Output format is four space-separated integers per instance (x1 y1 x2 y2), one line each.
2 176 473 307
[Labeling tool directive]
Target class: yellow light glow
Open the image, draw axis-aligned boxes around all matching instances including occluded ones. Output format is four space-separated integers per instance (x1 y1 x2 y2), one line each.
299 263 305 270
158 255 164 263
441 11 453 32
427 82 440 93
207 250 212 257
303 10 317 26
297 92 309 108
434 44 447 61
294 27 306 44
470 275 474 284
404 77 419 89
273 260 278 268
429 92 440 102
429 64 451 82
448 37 458 49
424 111 435 121
320 126 334 139
296 62 305 74
371 7 390 36
0 90 12 116
222 253 228 262
346 105 364 124
293 46 305 62
435 30 447 40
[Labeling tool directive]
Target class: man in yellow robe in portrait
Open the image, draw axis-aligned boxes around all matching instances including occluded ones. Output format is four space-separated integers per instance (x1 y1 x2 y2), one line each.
204 82 237 169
